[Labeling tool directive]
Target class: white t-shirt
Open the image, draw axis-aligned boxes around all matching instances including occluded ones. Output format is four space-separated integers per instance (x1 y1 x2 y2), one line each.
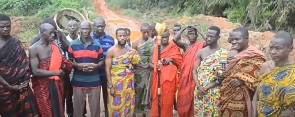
66 34 80 42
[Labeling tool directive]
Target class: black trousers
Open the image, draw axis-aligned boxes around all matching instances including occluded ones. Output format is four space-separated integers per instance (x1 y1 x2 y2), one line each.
100 75 109 117
64 74 87 116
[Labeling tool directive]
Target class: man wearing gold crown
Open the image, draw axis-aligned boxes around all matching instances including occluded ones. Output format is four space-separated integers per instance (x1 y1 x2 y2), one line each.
218 27 266 117
149 23 183 117
192 26 227 117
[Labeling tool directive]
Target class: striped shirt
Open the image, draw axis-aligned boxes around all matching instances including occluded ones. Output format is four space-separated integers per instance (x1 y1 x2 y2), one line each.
68 39 103 87
91 32 115 76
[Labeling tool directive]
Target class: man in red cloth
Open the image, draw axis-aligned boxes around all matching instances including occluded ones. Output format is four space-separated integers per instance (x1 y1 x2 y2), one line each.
149 29 183 117
0 13 39 117
173 25 206 117
29 23 72 117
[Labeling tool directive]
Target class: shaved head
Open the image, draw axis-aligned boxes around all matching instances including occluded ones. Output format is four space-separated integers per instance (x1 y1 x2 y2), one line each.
232 27 249 39
273 31 293 46
81 21 92 39
39 23 55 33
42 18 57 30
94 17 105 25
141 23 150 30
81 20 91 28
0 14 10 22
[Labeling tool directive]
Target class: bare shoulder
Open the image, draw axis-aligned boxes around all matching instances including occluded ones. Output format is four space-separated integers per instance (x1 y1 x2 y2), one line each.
107 46 115 54
29 44 39 52
259 60 273 75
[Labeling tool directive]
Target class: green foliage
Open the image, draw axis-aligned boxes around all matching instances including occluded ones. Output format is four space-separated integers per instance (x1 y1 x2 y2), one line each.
106 0 295 32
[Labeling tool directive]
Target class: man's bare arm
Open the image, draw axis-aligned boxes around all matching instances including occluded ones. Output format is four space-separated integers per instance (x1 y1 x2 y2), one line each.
131 39 138 49
58 32 70 51
193 50 202 87
0 75 12 88
105 48 113 86
148 46 155 69
252 62 268 117
29 46 59 77
173 28 187 51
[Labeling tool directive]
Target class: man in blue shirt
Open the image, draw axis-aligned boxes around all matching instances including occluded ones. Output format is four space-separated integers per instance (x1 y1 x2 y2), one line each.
91 17 115 117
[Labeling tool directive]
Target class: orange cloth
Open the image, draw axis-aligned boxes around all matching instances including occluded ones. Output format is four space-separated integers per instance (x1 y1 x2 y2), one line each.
219 45 266 117
150 42 183 117
177 41 205 117
48 43 63 80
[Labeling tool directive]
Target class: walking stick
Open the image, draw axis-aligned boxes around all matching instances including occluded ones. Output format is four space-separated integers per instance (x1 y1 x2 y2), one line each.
155 22 166 117
157 41 161 117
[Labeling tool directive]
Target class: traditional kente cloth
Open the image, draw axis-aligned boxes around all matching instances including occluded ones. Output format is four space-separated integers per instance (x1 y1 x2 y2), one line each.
107 46 140 117
194 48 227 117
257 64 295 117
134 37 154 113
0 37 39 117
150 42 183 117
32 43 72 117
219 45 266 117
177 41 205 117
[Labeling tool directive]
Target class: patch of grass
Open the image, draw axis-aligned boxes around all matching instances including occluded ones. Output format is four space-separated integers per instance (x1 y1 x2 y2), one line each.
19 29 38 42
123 9 140 17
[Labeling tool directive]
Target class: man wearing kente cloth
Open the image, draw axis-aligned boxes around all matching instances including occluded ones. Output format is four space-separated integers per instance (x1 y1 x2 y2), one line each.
0 14 39 117
193 26 226 117
105 28 140 117
253 31 295 117
29 23 72 117
219 27 267 117
132 23 154 116
149 26 183 117
173 24 206 117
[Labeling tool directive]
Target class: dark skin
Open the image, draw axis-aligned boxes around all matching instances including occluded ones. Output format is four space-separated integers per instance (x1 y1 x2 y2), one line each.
29 23 64 77
173 25 181 35
67 20 79 40
252 37 294 117
93 17 106 38
105 30 131 96
0 20 29 91
126 30 131 47
149 24 157 38
193 29 221 99
149 31 177 70
173 25 206 52
132 23 151 49
72 21 104 72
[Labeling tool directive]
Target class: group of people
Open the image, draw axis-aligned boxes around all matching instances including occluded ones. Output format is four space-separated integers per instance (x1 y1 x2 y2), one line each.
0 12 294 117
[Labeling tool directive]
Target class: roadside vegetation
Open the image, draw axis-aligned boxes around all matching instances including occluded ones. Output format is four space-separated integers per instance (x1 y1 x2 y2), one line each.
0 0 96 45
106 0 295 33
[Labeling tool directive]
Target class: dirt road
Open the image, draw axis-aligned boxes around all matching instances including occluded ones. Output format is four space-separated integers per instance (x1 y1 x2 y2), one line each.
92 0 142 41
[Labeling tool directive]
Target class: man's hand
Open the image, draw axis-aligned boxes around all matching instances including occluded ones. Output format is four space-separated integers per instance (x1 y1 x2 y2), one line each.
57 69 65 77
83 63 98 72
161 58 173 65
110 87 115 97
196 86 207 99
229 78 244 87
157 60 161 69
75 63 86 70
7 80 29 91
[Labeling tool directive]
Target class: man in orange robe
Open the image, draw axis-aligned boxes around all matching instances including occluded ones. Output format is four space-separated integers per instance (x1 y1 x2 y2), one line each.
219 27 266 117
29 23 72 117
173 25 205 117
149 30 183 117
